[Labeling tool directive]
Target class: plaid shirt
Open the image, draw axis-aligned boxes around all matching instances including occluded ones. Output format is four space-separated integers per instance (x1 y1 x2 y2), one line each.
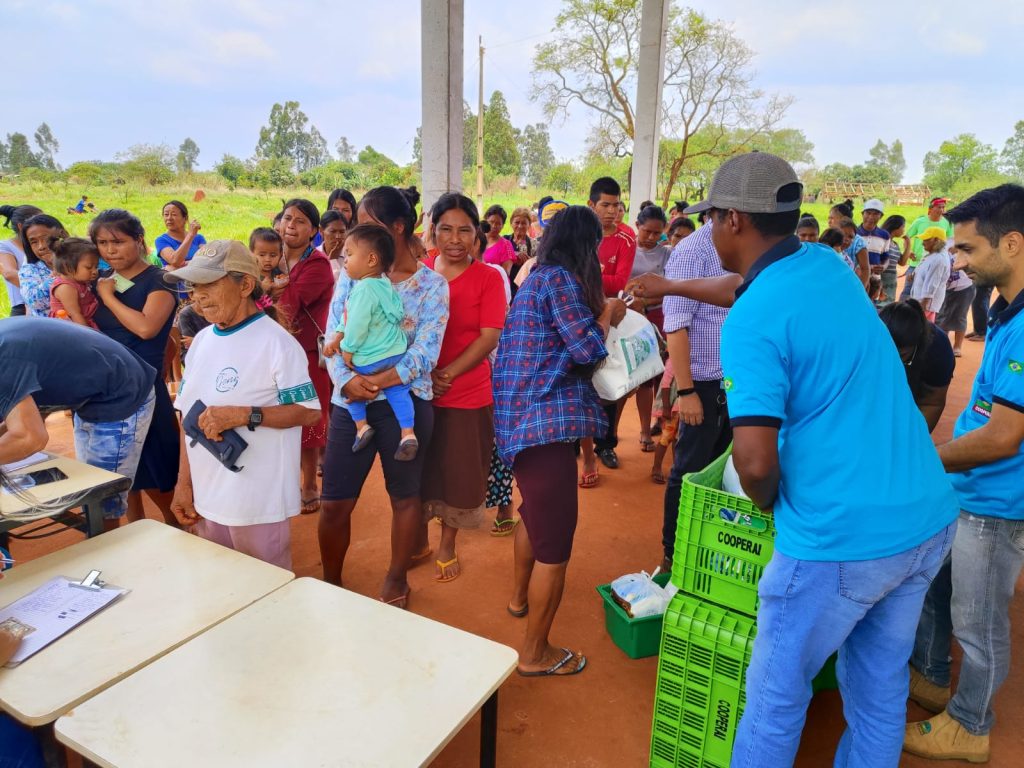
493 264 608 465
662 224 730 381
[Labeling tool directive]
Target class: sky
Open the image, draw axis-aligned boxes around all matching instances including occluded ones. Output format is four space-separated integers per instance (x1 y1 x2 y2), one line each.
5 0 1024 182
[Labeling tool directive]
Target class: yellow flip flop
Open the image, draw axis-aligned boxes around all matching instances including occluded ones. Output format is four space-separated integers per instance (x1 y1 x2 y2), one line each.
435 555 460 583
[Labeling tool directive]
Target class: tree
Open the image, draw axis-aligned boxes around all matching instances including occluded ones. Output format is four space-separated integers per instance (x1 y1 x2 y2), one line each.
215 153 247 188
357 145 397 168
519 123 556 186
33 123 60 170
247 157 296 191
481 91 522 177
4 133 39 172
544 162 580 196
255 101 330 172
923 134 998 195
1000 120 1024 181
116 143 175 185
335 136 355 162
175 137 200 174
865 139 905 182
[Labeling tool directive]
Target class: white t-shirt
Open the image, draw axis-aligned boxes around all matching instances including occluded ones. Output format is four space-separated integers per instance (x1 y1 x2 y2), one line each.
910 252 951 313
0 239 26 305
177 312 320 526
486 262 512 303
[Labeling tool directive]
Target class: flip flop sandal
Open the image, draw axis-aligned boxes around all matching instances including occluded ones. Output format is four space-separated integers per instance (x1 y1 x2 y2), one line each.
300 497 321 515
578 470 599 488
507 602 529 618
651 469 666 485
410 546 433 563
379 589 410 609
490 518 520 537
640 437 655 453
517 648 587 677
435 555 460 583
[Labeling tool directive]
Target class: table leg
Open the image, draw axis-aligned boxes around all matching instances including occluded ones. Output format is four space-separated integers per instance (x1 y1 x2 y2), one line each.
82 499 105 538
480 690 498 768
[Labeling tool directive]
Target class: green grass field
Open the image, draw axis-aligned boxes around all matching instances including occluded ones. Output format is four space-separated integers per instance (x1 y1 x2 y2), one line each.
0 181 928 243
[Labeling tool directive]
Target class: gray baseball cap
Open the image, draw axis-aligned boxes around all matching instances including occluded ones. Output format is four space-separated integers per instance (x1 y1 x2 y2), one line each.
163 239 261 286
684 152 803 215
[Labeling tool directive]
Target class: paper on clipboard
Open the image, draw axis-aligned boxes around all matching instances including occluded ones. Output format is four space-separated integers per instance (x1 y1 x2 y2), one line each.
0 452 50 474
0 576 128 666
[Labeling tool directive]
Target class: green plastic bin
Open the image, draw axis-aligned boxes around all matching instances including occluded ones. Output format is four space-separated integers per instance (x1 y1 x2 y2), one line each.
597 571 673 659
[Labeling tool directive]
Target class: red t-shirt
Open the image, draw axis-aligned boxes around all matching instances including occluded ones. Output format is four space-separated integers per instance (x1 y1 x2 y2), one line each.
425 257 508 408
599 228 637 297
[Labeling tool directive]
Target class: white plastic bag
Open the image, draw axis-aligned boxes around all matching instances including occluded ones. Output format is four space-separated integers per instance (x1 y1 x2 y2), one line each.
722 455 750 499
610 568 679 619
592 309 665 401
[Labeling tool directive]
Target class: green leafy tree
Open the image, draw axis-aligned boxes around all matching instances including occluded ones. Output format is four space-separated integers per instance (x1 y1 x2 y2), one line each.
33 123 60 170
116 144 175 185
518 123 556 186
215 154 247 188
1000 120 1024 181
297 126 330 172
255 101 330 172
335 136 355 163
4 133 39 172
246 157 296 191
66 161 107 186
176 138 200 173
820 161 894 184
482 91 522 177
923 133 998 194
749 129 815 167
865 139 905 182
544 162 580 197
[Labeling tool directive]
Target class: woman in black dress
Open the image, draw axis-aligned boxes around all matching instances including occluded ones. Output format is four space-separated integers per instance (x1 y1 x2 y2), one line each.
90 209 180 526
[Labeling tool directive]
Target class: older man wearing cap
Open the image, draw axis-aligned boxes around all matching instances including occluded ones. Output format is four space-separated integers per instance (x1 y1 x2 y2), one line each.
903 197 954 301
700 152 959 766
166 240 320 568
858 198 892 300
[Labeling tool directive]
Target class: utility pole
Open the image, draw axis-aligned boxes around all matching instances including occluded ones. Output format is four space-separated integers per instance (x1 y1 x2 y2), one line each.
476 36 485 210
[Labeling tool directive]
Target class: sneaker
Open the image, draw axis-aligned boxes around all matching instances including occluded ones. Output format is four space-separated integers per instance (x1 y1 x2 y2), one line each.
909 666 951 713
394 436 419 462
904 711 989 763
596 447 619 469
352 426 375 452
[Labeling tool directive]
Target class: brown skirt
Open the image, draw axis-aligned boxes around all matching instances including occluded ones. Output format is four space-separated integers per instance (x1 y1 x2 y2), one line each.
422 405 494 529
301 351 331 449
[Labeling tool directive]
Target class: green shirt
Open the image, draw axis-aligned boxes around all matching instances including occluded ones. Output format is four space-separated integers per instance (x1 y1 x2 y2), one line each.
906 215 953 267
337 275 408 367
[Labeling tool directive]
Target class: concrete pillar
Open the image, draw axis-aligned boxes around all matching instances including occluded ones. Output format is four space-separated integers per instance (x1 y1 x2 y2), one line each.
629 0 670 222
420 0 464 213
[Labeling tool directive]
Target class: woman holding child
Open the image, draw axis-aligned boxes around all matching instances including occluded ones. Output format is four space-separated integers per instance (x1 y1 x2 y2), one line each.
320 186 449 608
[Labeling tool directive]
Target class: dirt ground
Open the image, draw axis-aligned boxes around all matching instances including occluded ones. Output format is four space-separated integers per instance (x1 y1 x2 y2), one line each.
11 332 1024 768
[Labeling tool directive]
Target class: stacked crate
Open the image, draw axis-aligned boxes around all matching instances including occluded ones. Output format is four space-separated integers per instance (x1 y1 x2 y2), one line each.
650 447 836 768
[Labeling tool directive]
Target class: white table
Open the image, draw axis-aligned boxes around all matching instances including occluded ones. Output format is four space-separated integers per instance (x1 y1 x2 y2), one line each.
0 454 130 538
0 519 294 725
56 577 519 768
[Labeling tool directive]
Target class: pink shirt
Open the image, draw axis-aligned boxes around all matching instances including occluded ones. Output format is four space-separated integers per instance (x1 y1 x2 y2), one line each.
482 238 516 266
49 276 99 328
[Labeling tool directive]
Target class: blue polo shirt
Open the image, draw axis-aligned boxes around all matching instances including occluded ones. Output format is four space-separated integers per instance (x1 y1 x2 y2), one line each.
721 235 958 561
950 290 1024 519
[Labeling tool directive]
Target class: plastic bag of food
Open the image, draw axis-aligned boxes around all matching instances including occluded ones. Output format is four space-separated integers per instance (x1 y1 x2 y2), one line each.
610 568 678 619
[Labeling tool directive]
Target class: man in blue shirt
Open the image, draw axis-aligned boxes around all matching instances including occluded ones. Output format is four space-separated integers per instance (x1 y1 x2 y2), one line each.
694 152 959 767
904 184 1024 764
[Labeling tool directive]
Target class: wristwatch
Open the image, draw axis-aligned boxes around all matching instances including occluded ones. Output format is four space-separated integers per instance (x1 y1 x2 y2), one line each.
247 407 263 431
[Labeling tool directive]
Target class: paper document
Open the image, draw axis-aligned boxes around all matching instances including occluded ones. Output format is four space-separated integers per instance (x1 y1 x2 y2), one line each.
1 453 50 474
0 576 128 666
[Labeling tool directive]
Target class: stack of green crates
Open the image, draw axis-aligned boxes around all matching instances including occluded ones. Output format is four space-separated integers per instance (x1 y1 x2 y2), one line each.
650 446 836 768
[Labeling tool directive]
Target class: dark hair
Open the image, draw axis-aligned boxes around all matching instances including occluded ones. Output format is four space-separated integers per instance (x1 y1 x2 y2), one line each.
484 204 508 224
346 223 396 272
946 184 1024 248
479 220 492 235
248 227 283 253
53 237 99 278
163 200 188 220
320 209 349 229
671 201 689 215
668 217 695 236
831 201 854 219
697 211 708 225
796 215 820 233
22 214 68 264
639 200 655 211
819 228 844 248
588 177 621 203
429 192 481 230
282 198 321 233
326 188 358 216
360 186 418 247
272 210 284 226
880 214 906 234
636 204 667 227
879 299 932 396
717 182 803 238
476 227 489 256
536 205 605 319
538 195 553 209
0 204 43 233
89 209 145 241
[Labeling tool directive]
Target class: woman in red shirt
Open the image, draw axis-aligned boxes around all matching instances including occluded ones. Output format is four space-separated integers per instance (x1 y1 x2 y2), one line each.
277 199 335 514
423 193 508 582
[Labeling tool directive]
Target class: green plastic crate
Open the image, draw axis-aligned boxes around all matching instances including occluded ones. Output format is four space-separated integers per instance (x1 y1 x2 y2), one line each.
671 445 775 618
596 572 673 659
650 594 755 768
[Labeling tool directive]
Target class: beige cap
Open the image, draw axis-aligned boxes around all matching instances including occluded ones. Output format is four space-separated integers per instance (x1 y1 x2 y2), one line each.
163 239 260 286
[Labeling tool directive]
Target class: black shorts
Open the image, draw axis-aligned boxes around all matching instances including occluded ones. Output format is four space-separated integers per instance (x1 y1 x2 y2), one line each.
513 442 579 564
321 396 434 502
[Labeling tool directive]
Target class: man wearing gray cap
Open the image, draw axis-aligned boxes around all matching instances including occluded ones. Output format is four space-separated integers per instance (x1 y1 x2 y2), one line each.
698 153 959 766
165 240 320 567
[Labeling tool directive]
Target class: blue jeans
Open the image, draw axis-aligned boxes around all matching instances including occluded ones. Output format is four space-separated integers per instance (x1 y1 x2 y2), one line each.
72 389 155 518
343 353 414 430
912 511 1024 734
731 522 955 768
0 715 44 768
